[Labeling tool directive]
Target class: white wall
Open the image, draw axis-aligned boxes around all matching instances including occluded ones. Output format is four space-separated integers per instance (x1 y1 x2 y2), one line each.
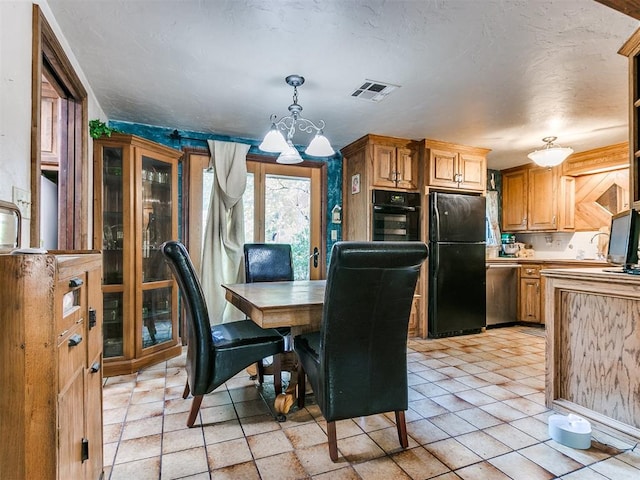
0 0 106 247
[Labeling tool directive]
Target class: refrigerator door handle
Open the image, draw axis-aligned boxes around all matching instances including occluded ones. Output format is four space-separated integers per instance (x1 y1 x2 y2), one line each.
433 193 441 240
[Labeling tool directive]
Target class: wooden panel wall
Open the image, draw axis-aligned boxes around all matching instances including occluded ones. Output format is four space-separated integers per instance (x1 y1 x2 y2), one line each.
574 168 629 231
558 290 640 429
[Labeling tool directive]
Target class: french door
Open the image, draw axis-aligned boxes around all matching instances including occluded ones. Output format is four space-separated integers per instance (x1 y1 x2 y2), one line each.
186 152 325 280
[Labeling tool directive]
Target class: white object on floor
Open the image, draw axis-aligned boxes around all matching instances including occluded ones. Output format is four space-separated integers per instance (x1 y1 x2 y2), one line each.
548 413 592 449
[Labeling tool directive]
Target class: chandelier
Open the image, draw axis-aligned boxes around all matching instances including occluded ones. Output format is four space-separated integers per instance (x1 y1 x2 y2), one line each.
258 74 335 164
527 136 573 167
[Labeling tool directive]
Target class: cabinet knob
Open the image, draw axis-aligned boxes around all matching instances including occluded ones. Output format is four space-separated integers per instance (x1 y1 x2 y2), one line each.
68 334 83 347
90 361 101 374
69 277 83 288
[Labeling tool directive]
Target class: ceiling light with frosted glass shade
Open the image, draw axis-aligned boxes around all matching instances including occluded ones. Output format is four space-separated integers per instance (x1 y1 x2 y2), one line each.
259 75 335 163
527 136 574 167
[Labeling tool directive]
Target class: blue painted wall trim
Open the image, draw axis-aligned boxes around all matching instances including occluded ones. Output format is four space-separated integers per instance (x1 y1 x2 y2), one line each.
109 120 342 263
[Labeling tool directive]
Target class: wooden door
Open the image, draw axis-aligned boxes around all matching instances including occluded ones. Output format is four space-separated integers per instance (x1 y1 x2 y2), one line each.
459 153 486 191
519 278 541 322
396 147 418 190
372 144 397 188
528 167 558 230
428 148 458 188
502 168 528 231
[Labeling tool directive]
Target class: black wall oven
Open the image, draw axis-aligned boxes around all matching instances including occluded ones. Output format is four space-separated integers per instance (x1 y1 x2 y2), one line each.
372 189 420 241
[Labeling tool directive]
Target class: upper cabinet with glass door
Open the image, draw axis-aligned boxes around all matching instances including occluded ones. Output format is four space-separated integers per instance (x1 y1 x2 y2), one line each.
94 133 183 377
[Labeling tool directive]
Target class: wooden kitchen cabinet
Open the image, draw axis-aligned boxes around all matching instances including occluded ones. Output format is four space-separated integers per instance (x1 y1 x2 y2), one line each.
502 164 574 232
94 133 182 376
0 253 103 480
519 264 542 323
619 28 640 210
342 134 419 193
424 139 490 192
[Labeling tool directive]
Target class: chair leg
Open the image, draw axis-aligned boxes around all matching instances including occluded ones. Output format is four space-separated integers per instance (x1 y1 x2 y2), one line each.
395 410 408 448
182 380 190 399
296 362 306 409
272 354 282 394
256 361 264 384
327 420 338 462
186 395 204 428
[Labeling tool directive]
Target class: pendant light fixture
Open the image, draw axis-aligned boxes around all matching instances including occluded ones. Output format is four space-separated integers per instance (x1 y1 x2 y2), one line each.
527 136 573 167
259 75 335 163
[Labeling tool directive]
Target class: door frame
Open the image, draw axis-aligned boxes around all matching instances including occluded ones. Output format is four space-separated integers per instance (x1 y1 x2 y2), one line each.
31 5 88 249
184 150 327 278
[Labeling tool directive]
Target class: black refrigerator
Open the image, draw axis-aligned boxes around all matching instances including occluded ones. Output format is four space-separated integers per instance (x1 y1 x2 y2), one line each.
428 192 486 338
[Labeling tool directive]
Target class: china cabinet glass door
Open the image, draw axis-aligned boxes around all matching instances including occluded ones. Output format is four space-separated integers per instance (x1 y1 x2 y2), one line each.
102 146 125 358
140 156 174 350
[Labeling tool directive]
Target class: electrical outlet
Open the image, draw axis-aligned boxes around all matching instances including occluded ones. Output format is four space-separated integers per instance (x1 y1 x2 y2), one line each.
12 186 31 219
331 230 338 241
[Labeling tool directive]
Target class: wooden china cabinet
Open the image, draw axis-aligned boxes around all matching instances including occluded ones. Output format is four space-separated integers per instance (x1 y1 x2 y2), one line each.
94 133 183 376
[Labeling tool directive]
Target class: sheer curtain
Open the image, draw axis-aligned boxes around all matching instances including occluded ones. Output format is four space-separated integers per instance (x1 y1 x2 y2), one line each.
200 140 250 324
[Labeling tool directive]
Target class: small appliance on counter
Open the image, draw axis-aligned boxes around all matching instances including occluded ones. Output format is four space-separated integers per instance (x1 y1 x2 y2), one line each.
500 233 519 257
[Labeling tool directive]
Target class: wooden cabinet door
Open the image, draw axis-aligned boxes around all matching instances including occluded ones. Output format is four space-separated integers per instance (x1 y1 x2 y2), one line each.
396 147 418 190
528 167 558 230
557 176 575 231
85 355 103 480
502 169 528 231
372 144 397 188
459 153 486 191
429 148 458 188
58 367 85 480
519 278 541 322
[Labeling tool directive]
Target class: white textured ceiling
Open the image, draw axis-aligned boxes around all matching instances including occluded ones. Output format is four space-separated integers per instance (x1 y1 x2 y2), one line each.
47 0 639 170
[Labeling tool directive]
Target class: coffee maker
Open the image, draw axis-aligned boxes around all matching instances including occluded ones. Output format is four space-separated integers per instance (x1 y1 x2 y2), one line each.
501 233 518 257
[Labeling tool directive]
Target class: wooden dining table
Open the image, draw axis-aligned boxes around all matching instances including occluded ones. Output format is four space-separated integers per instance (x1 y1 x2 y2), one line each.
222 279 326 334
222 279 326 418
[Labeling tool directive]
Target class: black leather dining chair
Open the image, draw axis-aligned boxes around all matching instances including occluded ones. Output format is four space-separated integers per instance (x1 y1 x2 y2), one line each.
243 243 294 393
160 241 285 427
294 241 428 461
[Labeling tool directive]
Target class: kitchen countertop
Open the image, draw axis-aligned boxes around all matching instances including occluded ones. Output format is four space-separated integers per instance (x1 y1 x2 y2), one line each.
486 257 609 266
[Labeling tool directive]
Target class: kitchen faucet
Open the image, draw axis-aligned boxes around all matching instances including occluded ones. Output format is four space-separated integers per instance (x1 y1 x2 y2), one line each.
590 232 610 260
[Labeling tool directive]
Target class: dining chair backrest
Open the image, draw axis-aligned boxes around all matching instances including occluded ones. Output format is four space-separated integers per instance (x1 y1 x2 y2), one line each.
319 241 428 421
244 243 294 283
160 241 213 393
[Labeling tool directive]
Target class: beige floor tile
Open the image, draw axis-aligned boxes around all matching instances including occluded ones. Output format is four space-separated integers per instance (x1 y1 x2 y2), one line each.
430 393 476 412
560 467 609 479
503 396 549 416
411 382 449 397
254 451 308 480
284 422 328 449
239 413 283 436
247 429 294 459
479 401 528 422
206 437 253 470
484 423 539 450
455 430 512 459
317 418 364 440
162 426 206 454
353 455 411 479
391 446 450 479
311 465 361 479
590 457 640 480
455 407 502 429
406 418 450 445
454 388 496 407
109 456 161 480
209 461 261 480
121 415 164 440
456 460 512 480
103 422 123 444
114 434 162 464
519 443 584 477
489 451 554 479
432 378 470 393
408 397 449 418
367 425 419 454
160 446 208 479
510 416 551 442
429 412 477 436
336 433 386 463
295 443 345 476
198 403 238 426
353 414 395 433
425 438 483 470
202 418 245 445
125 401 165 422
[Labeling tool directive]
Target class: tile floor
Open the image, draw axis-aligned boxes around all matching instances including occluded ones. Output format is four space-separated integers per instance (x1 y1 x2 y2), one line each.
102 326 640 479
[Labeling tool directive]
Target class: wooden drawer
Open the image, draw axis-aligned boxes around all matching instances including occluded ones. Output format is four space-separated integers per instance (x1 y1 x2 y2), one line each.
58 322 86 390
56 272 88 338
520 265 541 278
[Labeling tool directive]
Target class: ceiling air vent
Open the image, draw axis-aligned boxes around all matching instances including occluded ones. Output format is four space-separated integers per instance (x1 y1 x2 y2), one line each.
351 80 399 102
